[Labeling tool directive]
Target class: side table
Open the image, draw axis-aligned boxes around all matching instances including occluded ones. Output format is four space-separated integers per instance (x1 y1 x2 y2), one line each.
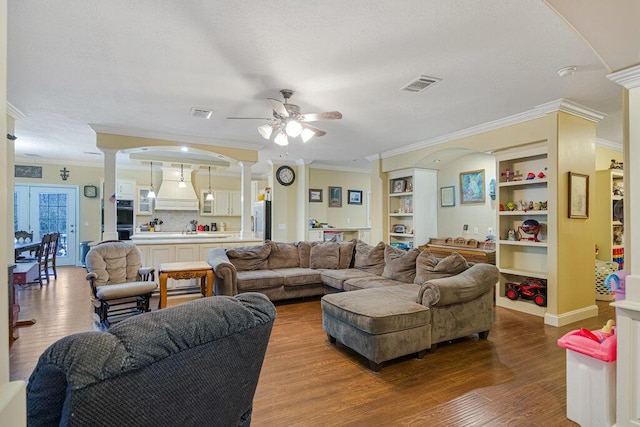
158 261 214 309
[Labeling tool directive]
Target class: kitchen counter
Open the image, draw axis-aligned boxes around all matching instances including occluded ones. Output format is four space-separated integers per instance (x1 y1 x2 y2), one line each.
131 231 248 244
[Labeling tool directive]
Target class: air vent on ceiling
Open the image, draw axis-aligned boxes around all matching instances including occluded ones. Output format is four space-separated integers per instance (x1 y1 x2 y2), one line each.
190 107 213 119
400 75 441 93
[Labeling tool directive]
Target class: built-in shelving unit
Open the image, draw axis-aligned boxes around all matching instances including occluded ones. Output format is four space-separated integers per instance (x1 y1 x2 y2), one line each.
495 146 550 317
595 169 624 270
387 168 437 249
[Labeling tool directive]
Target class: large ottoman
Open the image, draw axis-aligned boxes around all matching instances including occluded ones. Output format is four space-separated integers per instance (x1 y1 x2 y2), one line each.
321 288 431 371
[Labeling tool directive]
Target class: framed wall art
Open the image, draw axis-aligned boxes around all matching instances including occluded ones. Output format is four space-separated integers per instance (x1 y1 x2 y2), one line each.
309 188 323 203
348 190 362 205
440 186 455 207
15 165 42 178
459 169 485 204
392 179 406 193
328 186 342 207
568 172 589 218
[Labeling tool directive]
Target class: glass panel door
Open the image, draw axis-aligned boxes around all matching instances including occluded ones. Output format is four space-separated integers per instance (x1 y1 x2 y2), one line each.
15 184 78 266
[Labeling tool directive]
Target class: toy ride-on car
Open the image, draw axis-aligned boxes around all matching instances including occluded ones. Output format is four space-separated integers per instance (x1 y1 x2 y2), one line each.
505 278 547 307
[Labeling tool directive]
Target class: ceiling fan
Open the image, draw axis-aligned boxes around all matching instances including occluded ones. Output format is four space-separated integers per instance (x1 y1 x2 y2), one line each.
228 89 342 146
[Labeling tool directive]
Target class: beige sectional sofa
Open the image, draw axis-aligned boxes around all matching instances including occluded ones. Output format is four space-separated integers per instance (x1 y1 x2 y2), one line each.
208 239 498 370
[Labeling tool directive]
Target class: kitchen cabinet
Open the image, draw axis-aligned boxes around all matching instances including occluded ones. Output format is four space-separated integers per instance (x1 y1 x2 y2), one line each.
200 189 214 216
213 190 242 216
117 179 136 200
495 146 550 317
387 168 437 249
136 186 152 216
595 169 624 269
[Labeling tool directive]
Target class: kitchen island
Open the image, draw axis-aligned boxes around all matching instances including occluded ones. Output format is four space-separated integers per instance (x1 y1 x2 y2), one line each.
131 232 262 294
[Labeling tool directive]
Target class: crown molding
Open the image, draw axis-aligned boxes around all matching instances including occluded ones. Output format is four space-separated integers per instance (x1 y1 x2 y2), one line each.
309 162 370 173
596 138 623 151
6 102 27 120
607 64 640 89
535 99 606 122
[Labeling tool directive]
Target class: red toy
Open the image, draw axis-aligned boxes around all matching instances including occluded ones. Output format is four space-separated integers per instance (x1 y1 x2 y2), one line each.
505 277 547 306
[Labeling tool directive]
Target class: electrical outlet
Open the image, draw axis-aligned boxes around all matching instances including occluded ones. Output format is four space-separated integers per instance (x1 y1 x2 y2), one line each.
278 224 286 230
473 227 478 235
347 218 351 224
84 221 89 227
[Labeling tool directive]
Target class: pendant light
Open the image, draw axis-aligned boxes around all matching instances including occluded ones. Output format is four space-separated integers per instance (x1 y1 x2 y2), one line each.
206 166 214 201
147 161 156 198
178 164 187 188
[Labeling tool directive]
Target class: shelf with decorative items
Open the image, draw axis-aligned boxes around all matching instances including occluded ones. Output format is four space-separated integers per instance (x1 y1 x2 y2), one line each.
595 169 624 270
495 146 550 317
386 168 437 250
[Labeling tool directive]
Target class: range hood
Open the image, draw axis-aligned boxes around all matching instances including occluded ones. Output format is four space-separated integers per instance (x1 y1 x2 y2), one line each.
154 166 199 211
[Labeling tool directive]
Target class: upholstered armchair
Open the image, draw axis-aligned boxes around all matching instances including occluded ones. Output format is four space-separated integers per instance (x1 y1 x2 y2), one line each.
27 293 277 427
85 240 157 327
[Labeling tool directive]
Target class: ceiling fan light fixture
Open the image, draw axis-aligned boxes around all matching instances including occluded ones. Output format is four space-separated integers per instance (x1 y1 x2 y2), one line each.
274 131 289 146
257 123 273 139
301 127 315 143
285 119 302 137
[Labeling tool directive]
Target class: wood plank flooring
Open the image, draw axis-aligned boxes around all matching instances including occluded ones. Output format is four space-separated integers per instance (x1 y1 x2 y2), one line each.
11 267 615 426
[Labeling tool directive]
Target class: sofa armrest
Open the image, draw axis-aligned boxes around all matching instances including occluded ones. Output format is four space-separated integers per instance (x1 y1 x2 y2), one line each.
418 263 499 307
208 248 238 296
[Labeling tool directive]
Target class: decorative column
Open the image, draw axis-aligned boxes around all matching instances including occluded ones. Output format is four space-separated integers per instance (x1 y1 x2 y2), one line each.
608 64 640 426
238 161 254 239
101 148 119 241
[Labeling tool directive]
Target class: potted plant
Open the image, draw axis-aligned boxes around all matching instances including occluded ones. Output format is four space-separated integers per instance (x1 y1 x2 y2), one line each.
152 218 164 232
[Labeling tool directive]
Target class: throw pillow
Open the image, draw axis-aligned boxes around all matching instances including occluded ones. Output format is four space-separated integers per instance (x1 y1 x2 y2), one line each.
266 241 300 269
382 246 420 283
354 241 386 276
338 240 356 269
298 241 312 268
310 241 340 269
226 244 272 271
414 250 470 284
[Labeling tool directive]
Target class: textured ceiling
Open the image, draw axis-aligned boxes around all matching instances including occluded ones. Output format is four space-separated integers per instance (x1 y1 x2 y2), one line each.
7 1 634 174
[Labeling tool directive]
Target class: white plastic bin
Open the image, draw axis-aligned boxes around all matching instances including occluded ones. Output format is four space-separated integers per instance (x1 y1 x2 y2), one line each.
558 330 617 426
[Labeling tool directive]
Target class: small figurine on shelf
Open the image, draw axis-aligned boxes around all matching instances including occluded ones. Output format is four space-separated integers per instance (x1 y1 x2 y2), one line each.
538 171 546 178
610 159 623 170
526 172 536 180
507 229 517 241
612 182 624 197
506 201 515 211
501 168 515 182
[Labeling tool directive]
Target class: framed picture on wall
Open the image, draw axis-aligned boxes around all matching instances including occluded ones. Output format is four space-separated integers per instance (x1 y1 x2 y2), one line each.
459 169 485 204
348 190 362 205
568 172 589 218
329 186 342 207
309 188 323 202
440 186 455 207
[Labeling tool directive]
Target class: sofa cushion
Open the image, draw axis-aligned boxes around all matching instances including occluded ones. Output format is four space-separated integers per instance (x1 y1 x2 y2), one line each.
354 241 386 276
321 269 378 291
236 269 283 291
266 241 300 269
338 241 356 269
342 276 405 292
227 244 271 271
310 241 340 269
414 250 470 284
277 267 322 286
321 288 430 335
298 241 312 268
382 246 419 283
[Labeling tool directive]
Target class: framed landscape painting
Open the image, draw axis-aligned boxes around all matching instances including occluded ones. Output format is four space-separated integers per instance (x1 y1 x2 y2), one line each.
329 186 342 207
348 190 362 205
309 188 323 202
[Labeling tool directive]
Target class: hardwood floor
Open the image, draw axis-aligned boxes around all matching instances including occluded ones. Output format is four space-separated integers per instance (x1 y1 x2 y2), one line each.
11 267 614 426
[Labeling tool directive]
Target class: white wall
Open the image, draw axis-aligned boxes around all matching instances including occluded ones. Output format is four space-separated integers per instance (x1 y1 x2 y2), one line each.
436 153 496 239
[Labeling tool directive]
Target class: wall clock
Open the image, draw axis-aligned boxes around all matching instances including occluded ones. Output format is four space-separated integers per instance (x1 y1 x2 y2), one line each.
84 185 98 198
276 165 295 186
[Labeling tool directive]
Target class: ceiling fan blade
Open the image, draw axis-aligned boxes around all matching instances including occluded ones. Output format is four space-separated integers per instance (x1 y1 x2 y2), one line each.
299 111 342 122
227 117 272 120
301 123 327 137
267 98 289 118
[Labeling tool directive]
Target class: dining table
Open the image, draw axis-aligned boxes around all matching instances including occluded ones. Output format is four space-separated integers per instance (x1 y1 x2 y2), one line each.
14 240 41 262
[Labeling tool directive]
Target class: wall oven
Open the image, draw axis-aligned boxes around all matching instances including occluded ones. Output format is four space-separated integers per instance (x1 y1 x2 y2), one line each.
116 199 134 240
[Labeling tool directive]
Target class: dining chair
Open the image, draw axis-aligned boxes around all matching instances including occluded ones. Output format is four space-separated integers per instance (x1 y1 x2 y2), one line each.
35 234 52 286
46 232 59 280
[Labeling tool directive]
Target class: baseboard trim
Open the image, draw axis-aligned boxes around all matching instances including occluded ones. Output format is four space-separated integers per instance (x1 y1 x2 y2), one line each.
544 305 599 327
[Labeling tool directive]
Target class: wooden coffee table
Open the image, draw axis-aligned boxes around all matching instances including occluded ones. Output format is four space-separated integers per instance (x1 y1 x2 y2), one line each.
158 261 214 309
